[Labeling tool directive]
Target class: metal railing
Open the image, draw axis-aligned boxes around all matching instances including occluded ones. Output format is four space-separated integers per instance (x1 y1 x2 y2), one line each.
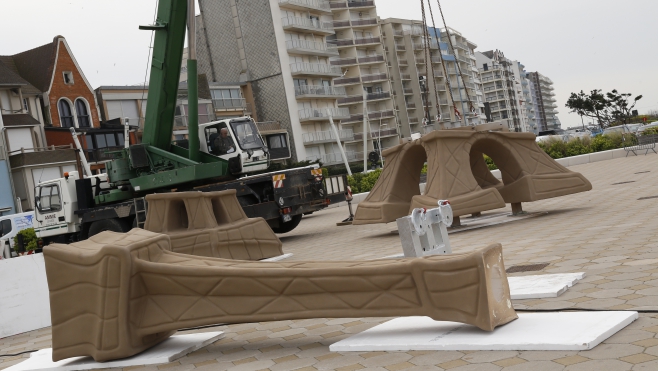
281 16 333 32
361 73 387 82
212 98 249 110
330 57 358 66
400 73 411 80
295 85 347 97
347 0 374 7
290 62 342 75
302 129 354 144
307 151 363 165
286 39 337 54
357 54 384 64
395 44 406 51
403 88 413 95
367 110 395 120
329 0 347 8
332 19 351 27
409 117 419 124
298 107 350 121
332 39 354 47
279 0 331 11
393 30 403 36
351 18 377 26
337 91 391 104
354 36 380 45
415 58 425 64
406 102 416 108
334 76 361 85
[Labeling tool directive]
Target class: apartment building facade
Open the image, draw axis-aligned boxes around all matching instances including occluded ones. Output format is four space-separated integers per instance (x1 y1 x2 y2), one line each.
196 0 400 166
527 71 560 132
380 19 484 137
475 50 526 132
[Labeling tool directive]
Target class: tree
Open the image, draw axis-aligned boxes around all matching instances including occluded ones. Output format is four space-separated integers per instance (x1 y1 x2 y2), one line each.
565 89 642 128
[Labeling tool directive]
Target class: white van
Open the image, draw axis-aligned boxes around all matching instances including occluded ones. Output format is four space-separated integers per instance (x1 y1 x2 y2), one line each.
0 212 35 259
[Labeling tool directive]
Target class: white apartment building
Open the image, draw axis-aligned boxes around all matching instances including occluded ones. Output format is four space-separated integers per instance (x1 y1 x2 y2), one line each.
380 20 484 138
475 50 526 132
196 0 398 166
527 71 560 132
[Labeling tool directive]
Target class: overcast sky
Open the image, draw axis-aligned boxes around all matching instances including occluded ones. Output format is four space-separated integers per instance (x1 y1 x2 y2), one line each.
1 0 656 129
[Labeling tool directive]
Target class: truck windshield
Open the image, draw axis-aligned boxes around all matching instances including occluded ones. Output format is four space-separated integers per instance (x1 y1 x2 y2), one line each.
36 185 62 212
230 120 264 150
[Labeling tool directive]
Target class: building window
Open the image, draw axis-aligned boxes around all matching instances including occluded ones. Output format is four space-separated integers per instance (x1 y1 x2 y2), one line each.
58 99 74 127
22 98 29 112
63 71 74 85
75 99 91 127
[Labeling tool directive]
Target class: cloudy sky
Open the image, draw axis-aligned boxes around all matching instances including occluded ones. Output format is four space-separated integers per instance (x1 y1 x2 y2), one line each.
1 0 656 129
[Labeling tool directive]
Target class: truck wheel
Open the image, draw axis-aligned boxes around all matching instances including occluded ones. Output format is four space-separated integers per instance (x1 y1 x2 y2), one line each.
270 214 303 234
88 219 130 238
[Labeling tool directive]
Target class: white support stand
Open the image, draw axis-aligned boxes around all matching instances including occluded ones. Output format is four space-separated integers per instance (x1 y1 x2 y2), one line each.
396 201 453 257
5 332 225 371
330 312 638 352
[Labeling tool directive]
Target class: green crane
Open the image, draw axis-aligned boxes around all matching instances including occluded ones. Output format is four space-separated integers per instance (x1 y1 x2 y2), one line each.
100 0 227 204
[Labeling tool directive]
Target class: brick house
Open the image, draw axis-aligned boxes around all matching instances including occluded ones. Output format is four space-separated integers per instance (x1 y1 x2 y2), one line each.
9 35 101 130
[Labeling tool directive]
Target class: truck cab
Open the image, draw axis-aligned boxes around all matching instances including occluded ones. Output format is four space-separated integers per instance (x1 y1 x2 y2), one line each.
33 171 108 243
198 117 269 174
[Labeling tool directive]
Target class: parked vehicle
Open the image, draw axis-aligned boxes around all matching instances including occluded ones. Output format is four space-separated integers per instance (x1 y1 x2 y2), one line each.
0 212 35 259
637 121 658 134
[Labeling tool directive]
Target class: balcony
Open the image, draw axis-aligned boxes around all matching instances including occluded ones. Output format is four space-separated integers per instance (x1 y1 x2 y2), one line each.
456 55 470 64
332 19 351 28
361 72 387 83
351 18 377 27
334 76 361 85
398 59 408 66
332 39 354 48
354 36 380 45
403 88 414 95
395 44 406 51
286 39 338 56
454 41 469 51
347 0 375 8
412 41 439 50
330 57 358 66
338 91 391 104
282 16 334 35
430 56 443 64
357 54 384 64
290 62 342 77
367 110 395 120
295 85 347 99
401 73 411 80
329 0 347 8
302 129 354 144
369 127 398 138
298 107 350 122
341 114 364 124
307 151 363 166
415 58 425 64
406 102 416 109
279 0 332 13
393 29 403 37
409 117 419 124
212 98 252 113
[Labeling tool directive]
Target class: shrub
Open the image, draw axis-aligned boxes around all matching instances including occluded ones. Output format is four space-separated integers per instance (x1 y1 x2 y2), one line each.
483 155 497 170
13 228 38 252
347 169 382 194
641 127 658 136
421 164 428 174
565 138 591 157
590 135 617 152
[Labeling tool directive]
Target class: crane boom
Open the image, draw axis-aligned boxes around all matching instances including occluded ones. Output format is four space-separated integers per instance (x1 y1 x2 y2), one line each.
139 0 188 151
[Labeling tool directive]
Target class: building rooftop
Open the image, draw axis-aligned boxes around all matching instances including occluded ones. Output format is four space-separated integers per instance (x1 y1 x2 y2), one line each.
2 154 658 370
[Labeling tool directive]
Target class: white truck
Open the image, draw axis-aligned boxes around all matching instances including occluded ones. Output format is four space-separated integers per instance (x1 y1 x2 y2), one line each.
0 211 35 259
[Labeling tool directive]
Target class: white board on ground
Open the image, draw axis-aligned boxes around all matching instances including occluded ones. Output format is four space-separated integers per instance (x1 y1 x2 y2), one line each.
329 312 637 352
4 332 225 371
508 272 585 299
0 254 51 338
259 253 293 262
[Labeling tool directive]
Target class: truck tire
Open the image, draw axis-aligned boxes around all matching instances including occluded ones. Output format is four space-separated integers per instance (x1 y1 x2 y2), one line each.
270 214 303 234
88 219 130 238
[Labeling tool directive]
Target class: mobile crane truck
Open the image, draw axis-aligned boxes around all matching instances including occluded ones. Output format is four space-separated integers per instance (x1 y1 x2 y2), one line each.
33 0 346 244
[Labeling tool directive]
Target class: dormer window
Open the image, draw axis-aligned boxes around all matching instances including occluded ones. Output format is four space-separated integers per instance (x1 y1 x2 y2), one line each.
63 71 74 85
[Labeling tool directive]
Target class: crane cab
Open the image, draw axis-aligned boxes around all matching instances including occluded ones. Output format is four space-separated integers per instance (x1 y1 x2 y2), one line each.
199 117 269 174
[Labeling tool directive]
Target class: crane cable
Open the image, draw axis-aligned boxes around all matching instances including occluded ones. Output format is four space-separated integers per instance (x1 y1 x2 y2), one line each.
432 0 478 124
420 0 457 125
419 0 440 125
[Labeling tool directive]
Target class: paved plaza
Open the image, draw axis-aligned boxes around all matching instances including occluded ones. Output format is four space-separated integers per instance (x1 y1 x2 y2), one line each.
2 154 658 371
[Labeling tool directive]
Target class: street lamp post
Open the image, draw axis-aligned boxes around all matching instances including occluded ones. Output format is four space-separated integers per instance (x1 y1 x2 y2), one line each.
378 121 387 168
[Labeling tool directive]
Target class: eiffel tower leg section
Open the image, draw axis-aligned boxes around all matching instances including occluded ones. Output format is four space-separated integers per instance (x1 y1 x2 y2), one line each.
44 229 517 362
